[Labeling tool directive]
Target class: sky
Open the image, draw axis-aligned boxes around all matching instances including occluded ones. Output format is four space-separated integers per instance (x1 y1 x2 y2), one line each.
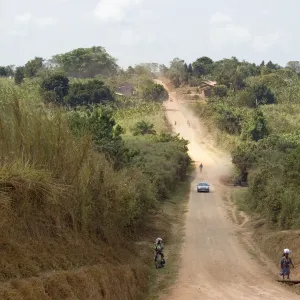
0 0 298 68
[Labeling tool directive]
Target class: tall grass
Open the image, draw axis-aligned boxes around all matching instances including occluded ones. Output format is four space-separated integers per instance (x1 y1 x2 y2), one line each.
0 81 157 241
0 78 190 299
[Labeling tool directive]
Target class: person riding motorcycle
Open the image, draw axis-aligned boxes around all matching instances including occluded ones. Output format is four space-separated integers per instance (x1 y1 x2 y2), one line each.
154 238 165 263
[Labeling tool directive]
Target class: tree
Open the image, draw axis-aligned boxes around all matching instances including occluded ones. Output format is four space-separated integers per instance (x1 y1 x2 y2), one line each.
68 107 126 168
0 67 8 77
65 79 114 107
0 65 15 78
266 60 281 70
241 109 269 141
14 67 25 85
159 64 168 76
192 56 214 77
131 121 156 136
213 85 228 97
140 81 168 102
232 142 256 182
213 57 240 87
286 61 300 73
168 58 189 86
247 83 276 106
51 46 119 78
24 57 44 78
40 73 69 104
187 64 193 75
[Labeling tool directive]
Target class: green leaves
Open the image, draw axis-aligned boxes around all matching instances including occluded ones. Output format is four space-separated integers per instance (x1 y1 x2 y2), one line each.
40 73 69 104
51 46 119 78
65 79 114 107
131 121 156 136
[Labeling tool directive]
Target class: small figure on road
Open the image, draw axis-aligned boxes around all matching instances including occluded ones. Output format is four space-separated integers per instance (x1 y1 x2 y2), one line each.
154 238 165 263
175 121 176 125
187 120 190 127
199 163 203 172
280 248 294 279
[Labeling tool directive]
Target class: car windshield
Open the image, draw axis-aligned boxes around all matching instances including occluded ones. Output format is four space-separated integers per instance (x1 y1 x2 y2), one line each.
199 183 208 186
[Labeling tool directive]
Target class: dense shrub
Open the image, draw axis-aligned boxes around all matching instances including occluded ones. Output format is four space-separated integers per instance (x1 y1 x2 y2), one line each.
66 79 114 107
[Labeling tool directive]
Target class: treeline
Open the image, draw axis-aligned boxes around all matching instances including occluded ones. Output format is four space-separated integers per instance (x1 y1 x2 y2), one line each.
3 47 168 108
163 55 300 230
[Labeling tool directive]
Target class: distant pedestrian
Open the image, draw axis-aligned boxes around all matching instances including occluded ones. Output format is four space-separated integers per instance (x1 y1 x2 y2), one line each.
280 248 294 279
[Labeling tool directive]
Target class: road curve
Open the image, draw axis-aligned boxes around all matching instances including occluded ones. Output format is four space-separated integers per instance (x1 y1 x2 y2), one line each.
159 82 298 300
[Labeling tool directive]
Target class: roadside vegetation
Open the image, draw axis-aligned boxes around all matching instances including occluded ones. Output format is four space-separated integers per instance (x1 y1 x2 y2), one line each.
160 57 300 229
0 47 190 299
159 56 300 282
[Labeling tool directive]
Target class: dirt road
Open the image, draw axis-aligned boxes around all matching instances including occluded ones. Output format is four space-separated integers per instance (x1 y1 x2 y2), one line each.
158 81 299 300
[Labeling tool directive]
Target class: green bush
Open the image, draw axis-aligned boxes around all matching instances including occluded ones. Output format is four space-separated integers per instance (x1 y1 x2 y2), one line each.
65 79 114 107
131 121 156 136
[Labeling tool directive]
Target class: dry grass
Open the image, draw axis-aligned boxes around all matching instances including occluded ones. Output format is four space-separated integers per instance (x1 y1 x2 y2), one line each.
0 78 190 299
144 180 190 299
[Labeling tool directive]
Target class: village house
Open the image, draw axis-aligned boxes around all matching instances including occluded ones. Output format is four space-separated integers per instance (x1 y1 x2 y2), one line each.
199 80 217 97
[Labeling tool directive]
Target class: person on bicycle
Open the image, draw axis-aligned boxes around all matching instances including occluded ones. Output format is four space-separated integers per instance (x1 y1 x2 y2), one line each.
280 248 294 279
199 163 203 171
154 238 165 262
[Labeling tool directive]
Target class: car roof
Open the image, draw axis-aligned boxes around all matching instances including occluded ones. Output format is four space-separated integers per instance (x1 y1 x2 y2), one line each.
198 182 209 185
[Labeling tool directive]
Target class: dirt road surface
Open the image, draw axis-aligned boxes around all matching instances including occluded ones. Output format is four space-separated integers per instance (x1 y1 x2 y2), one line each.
158 81 299 300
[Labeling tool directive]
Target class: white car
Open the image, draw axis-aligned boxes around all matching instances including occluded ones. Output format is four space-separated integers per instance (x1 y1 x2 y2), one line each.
197 182 210 193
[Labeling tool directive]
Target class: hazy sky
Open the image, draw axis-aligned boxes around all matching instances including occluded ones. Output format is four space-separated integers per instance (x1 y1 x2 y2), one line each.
0 0 298 68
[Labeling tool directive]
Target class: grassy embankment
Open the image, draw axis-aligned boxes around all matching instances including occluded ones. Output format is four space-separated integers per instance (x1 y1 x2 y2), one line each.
0 78 190 299
114 103 191 299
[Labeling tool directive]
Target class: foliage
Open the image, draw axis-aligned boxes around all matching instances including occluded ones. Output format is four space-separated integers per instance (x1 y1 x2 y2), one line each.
40 72 69 104
51 46 119 78
131 120 156 136
68 106 127 168
139 81 168 102
0 65 14 77
192 56 214 76
246 82 276 107
191 55 300 229
240 109 269 141
65 79 114 107
24 57 44 78
14 66 25 85
213 84 228 97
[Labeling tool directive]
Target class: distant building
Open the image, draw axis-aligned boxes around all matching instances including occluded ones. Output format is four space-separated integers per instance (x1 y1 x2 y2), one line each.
116 83 135 96
199 81 217 97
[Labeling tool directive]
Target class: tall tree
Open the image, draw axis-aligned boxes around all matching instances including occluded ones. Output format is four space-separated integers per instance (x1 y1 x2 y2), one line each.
286 61 300 73
24 57 44 78
14 67 25 85
51 46 119 78
192 56 214 77
40 73 69 104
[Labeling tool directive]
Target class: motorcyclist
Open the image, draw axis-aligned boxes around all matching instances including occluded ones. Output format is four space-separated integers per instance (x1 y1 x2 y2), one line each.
154 238 165 262
280 248 294 279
